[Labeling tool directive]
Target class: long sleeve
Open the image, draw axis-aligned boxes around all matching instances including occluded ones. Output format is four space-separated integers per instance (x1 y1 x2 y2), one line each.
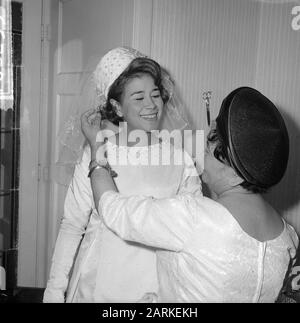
177 151 202 197
99 191 196 251
43 148 93 303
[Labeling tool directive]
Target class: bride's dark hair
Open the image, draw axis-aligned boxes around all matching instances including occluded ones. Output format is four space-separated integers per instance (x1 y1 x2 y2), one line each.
100 57 170 125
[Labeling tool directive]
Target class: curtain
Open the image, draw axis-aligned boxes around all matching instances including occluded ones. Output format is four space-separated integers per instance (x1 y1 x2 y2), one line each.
0 0 13 111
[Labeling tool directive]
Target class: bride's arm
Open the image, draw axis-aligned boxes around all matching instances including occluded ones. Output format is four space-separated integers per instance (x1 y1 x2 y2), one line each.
43 148 93 303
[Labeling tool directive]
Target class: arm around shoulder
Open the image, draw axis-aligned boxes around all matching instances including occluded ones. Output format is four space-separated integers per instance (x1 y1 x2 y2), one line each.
99 191 197 251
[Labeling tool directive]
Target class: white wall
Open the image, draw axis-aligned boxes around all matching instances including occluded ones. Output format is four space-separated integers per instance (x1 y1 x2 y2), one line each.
134 0 300 234
149 0 261 132
36 0 300 288
45 0 135 284
254 1 300 234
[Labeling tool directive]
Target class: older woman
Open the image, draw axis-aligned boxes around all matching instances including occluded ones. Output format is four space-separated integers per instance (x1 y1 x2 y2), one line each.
83 87 299 302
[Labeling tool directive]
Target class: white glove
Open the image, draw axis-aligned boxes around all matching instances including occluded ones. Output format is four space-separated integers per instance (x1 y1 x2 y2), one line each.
43 225 83 303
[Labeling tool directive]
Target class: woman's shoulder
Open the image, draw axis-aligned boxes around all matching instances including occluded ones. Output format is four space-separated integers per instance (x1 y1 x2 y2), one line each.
185 195 233 228
282 220 299 250
217 194 298 244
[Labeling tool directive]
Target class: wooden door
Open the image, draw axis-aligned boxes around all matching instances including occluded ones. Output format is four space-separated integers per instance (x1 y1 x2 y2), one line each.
46 0 135 283
17 0 43 288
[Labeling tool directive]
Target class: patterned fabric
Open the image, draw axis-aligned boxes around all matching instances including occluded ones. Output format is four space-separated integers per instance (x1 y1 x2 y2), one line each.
43 142 201 303
94 47 146 100
100 192 299 303
276 245 300 303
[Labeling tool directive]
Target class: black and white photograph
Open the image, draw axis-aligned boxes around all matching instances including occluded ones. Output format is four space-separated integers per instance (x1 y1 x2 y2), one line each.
0 0 300 309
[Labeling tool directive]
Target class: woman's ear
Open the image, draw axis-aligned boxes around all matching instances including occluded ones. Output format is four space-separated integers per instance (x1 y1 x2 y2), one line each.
110 99 123 117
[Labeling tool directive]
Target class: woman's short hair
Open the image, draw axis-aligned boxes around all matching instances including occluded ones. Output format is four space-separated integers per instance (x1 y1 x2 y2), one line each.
100 57 170 125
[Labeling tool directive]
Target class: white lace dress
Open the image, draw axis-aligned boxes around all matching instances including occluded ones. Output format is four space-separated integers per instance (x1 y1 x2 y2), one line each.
100 192 299 303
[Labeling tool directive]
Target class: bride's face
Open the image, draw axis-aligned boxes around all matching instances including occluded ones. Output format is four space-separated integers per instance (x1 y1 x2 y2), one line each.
119 74 164 133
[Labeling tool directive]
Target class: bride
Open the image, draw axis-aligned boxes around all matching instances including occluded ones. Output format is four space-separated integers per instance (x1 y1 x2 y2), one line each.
43 47 201 303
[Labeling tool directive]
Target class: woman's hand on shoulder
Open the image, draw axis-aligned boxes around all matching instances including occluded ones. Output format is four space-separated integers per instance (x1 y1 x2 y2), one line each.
81 109 104 149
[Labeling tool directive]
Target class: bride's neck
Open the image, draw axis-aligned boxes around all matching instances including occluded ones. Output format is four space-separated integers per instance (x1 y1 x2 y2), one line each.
117 129 159 147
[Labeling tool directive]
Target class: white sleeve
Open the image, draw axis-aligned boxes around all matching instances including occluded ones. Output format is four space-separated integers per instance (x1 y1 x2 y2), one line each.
177 151 203 197
43 148 93 303
99 191 196 251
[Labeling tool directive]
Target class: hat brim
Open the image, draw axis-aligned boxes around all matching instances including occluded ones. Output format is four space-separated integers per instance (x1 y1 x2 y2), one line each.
217 87 289 188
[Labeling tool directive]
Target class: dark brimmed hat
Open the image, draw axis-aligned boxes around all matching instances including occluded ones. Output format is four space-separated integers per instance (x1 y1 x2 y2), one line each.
216 87 289 189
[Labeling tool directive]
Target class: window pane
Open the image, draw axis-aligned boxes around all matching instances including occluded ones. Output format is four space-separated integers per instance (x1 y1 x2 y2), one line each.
0 1 22 288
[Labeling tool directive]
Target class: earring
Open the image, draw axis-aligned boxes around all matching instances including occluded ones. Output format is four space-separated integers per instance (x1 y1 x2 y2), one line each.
115 108 123 118
116 108 123 117
110 99 123 117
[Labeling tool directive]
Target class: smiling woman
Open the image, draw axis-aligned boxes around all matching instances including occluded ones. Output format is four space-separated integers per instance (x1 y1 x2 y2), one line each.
43 47 201 303
103 57 168 137
113 75 163 131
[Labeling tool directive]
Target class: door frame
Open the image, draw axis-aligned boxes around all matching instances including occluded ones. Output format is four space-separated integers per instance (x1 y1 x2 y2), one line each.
17 0 50 288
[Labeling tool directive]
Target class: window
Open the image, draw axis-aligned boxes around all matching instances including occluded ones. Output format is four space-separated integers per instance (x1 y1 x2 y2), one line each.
0 0 22 290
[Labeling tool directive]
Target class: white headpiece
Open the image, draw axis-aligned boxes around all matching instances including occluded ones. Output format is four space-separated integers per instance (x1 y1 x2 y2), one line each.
55 46 190 186
94 47 146 102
